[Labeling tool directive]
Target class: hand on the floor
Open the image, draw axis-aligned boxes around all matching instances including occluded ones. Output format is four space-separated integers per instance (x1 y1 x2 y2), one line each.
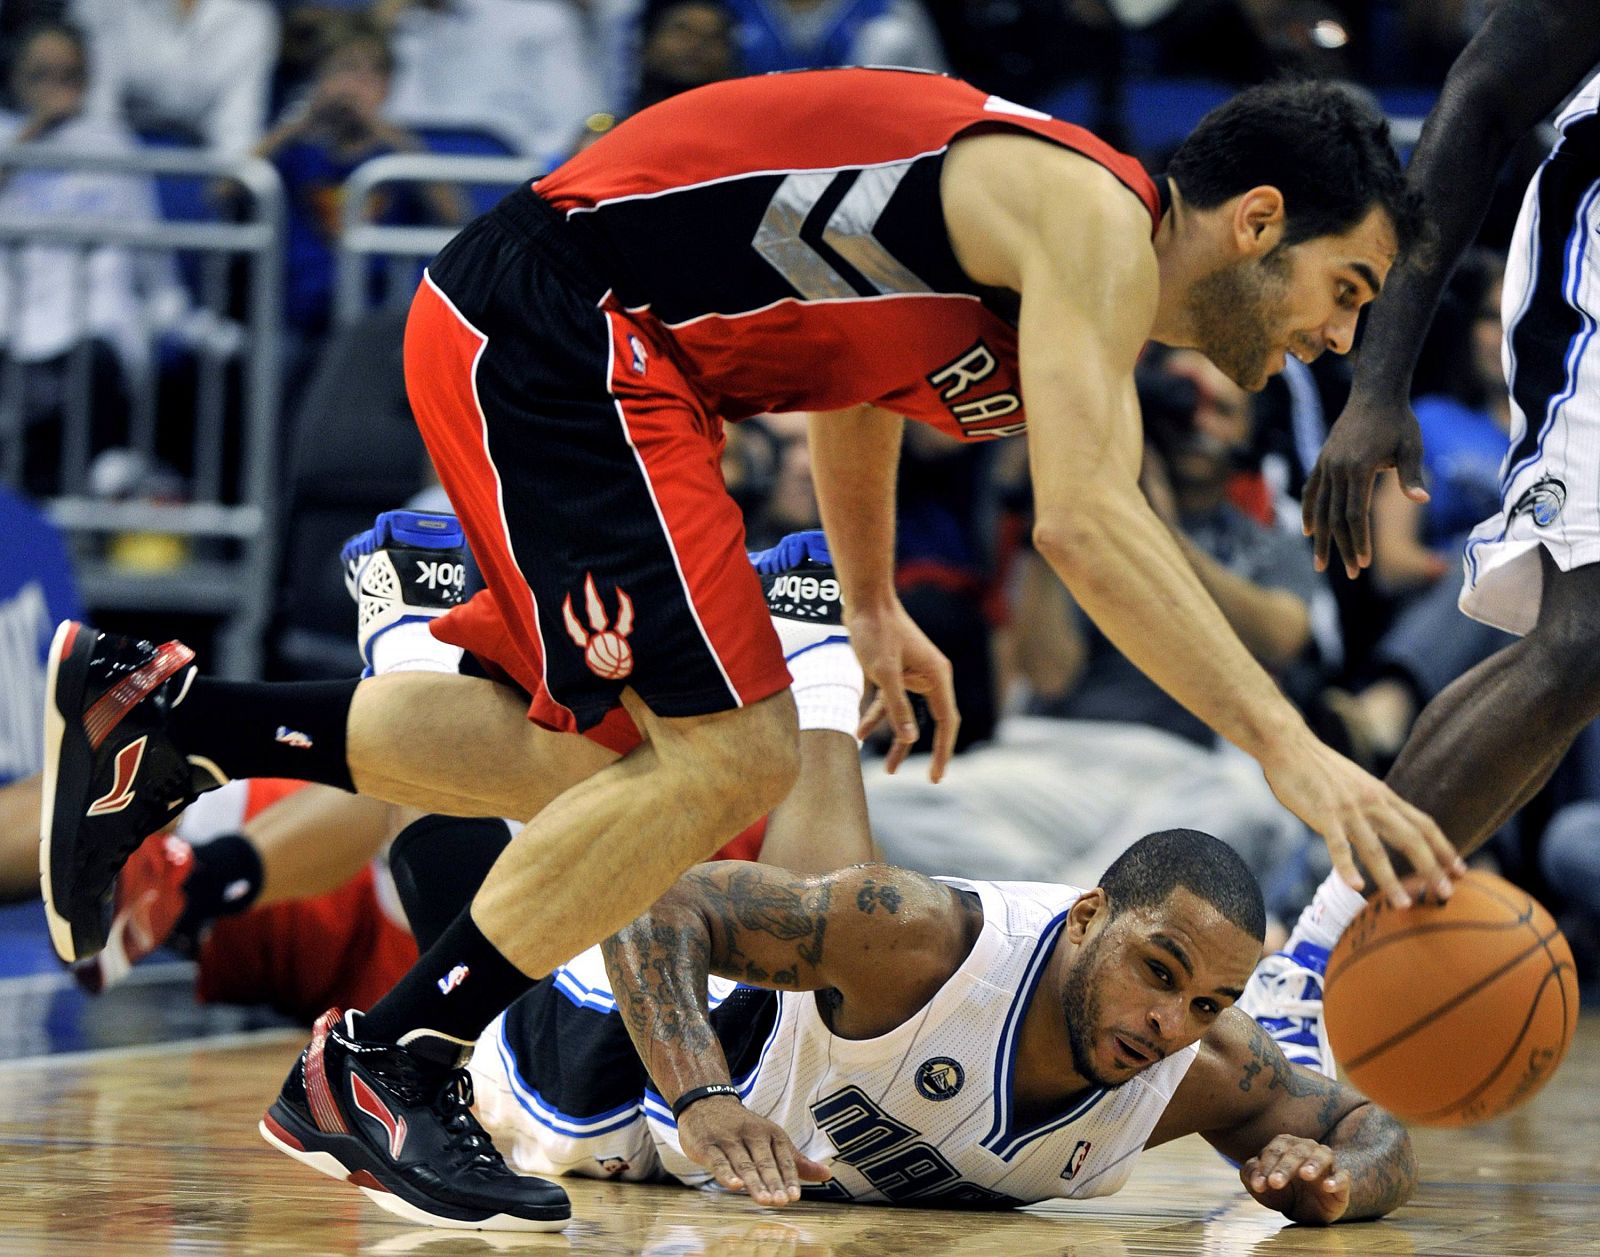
1241 1134 1350 1224
679 1095 832 1206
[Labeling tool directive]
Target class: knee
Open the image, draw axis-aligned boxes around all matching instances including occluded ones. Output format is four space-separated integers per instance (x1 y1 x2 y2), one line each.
1526 617 1600 716
694 690 800 816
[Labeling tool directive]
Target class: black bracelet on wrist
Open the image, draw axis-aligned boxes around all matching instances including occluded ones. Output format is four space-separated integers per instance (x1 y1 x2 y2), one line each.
672 1083 739 1119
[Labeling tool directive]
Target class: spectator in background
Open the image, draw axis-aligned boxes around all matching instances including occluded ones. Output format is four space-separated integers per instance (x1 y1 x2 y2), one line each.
69 0 280 154
633 0 740 111
0 20 201 494
865 349 1315 933
724 0 946 76
374 0 603 168
258 18 462 339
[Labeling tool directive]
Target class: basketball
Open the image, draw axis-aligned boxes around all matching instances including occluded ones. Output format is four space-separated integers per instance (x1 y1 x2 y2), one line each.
1324 870 1579 1127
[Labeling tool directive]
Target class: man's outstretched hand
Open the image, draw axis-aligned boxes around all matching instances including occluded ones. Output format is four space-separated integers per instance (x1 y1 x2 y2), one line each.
1302 397 1430 579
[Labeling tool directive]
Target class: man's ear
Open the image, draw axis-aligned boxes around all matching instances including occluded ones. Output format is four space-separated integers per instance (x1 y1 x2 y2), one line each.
1066 887 1109 944
1231 186 1286 259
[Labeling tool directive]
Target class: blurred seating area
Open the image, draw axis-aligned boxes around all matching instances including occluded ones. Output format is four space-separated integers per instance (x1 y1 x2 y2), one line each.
0 0 1595 988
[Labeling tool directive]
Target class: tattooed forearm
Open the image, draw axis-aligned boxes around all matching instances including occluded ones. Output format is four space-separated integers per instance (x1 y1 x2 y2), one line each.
602 910 730 1103
1239 1021 1351 1134
1323 1102 1417 1220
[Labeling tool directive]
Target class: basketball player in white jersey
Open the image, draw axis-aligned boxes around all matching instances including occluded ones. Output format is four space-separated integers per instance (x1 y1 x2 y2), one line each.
1251 0 1600 1075
454 831 1413 1221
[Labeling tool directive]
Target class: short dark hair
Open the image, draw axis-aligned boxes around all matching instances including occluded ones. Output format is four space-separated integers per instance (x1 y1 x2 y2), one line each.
1098 829 1266 942
1168 80 1426 262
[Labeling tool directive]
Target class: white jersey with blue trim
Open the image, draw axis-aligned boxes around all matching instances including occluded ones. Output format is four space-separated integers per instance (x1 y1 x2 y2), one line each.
645 877 1198 1206
469 877 1198 1205
1556 66 1600 130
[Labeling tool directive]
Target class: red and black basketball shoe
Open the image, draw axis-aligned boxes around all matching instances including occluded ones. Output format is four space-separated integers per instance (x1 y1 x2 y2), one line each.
40 621 223 964
260 1010 571 1231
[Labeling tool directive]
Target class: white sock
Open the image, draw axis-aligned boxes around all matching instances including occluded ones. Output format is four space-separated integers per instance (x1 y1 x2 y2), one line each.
1286 872 1368 952
371 620 464 676
788 639 864 738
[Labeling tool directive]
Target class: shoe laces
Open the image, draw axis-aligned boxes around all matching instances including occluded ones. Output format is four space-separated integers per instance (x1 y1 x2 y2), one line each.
1249 953 1325 1025
361 1049 508 1175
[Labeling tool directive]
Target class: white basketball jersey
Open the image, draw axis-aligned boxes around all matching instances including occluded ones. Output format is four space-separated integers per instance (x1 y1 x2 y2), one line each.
641 878 1198 1206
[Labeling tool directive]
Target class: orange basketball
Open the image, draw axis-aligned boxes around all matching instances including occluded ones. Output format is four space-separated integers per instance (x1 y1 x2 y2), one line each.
1324 870 1579 1127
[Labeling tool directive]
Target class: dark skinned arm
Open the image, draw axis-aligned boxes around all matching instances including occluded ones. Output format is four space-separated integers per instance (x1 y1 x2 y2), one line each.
1149 1010 1416 1223
1307 0 1600 574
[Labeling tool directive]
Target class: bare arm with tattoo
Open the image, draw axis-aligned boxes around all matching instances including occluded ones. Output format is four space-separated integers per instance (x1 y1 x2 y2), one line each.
599 861 978 1206
1149 1010 1416 1223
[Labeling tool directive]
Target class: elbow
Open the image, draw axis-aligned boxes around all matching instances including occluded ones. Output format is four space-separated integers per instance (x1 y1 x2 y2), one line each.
1257 598 1312 671
1032 512 1102 574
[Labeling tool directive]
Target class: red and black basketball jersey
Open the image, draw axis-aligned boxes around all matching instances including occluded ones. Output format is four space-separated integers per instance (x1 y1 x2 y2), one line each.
536 68 1160 440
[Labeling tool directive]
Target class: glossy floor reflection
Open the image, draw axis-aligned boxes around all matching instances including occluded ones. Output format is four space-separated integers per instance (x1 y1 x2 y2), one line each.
2 1018 1596 1256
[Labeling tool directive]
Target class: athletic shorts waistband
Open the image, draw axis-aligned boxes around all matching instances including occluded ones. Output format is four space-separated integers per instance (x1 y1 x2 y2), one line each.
488 185 611 301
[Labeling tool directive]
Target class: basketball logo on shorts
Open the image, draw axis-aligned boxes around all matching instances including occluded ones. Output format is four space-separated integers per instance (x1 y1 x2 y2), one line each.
914 1056 964 1101
563 573 635 681
1511 475 1566 528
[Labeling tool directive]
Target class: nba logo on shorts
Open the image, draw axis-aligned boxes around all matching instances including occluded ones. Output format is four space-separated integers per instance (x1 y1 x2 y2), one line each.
1061 1139 1092 1180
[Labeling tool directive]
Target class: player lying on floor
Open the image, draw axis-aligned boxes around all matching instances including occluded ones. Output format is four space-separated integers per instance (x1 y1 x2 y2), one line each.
291 817 1417 1223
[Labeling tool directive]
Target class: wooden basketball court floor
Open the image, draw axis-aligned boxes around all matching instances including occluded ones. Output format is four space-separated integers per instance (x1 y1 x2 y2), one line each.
1 1018 1595 1257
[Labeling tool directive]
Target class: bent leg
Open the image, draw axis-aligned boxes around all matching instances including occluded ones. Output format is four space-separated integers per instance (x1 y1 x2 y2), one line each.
472 687 799 977
1387 549 1600 857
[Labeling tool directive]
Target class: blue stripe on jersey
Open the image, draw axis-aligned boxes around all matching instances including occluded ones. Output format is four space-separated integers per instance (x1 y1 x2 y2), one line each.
552 965 738 1014
643 987 787 1129
981 908 1108 1160
495 1018 644 1137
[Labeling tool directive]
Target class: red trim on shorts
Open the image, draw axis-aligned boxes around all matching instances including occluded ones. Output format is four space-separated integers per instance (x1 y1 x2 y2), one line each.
404 273 580 737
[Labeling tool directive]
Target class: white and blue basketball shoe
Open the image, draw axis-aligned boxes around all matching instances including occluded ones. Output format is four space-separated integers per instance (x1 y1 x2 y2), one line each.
1238 940 1336 1078
341 510 467 676
749 529 848 656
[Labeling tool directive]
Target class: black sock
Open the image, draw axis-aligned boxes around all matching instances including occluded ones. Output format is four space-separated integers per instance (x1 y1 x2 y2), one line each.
174 833 263 938
388 814 514 951
170 678 358 790
360 907 536 1052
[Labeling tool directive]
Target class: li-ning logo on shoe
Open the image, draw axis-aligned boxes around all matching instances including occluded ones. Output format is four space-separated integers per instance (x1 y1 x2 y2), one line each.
350 1072 408 1159
1511 475 1566 528
437 964 470 995
274 725 313 749
563 573 635 681
86 736 148 816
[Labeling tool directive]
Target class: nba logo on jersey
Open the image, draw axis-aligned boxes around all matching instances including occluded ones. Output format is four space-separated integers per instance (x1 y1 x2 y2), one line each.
914 1057 964 1101
629 335 648 374
1061 1140 1092 1180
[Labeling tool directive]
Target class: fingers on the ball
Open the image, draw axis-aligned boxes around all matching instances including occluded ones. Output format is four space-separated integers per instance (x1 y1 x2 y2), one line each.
1348 815 1408 908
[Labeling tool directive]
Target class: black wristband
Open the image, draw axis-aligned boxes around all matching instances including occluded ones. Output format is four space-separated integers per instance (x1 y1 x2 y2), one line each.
672 1083 739 1119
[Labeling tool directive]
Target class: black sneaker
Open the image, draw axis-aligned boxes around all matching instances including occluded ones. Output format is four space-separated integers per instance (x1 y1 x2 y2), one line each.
260 1009 571 1232
40 621 222 963
750 529 846 657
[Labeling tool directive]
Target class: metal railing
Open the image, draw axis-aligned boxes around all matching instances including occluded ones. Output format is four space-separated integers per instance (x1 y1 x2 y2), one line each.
0 144 284 678
334 152 535 326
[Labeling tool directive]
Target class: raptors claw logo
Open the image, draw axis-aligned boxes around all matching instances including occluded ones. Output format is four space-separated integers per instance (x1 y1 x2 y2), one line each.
563 573 636 680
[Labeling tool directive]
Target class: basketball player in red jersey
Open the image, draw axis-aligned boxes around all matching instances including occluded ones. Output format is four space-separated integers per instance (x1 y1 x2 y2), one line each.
42 70 1460 1229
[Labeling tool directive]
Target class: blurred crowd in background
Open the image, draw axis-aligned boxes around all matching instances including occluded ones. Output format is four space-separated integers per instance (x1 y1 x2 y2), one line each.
1 0 1596 993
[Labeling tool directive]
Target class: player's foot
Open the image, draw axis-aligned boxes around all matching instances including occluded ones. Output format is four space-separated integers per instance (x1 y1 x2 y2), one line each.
71 831 195 993
259 1009 570 1232
40 621 221 964
342 510 467 676
751 529 845 657
1238 939 1335 1078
